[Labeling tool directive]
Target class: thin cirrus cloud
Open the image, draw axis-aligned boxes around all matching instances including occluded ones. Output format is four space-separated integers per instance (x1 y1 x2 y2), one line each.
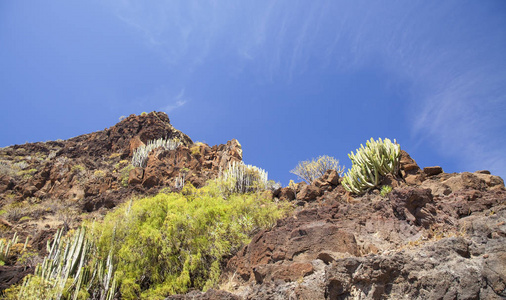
163 89 188 113
136 86 188 113
106 0 506 177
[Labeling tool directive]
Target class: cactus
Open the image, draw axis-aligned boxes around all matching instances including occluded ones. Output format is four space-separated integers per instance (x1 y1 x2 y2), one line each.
17 227 117 300
0 232 19 264
342 138 401 195
132 138 180 168
219 161 268 194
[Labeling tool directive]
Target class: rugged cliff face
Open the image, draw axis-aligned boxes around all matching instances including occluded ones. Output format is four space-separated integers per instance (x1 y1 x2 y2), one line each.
170 154 506 299
1 113 505 299
0 112 243 291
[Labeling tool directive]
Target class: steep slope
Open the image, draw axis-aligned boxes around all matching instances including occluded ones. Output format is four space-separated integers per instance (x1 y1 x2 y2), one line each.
0 112 243 291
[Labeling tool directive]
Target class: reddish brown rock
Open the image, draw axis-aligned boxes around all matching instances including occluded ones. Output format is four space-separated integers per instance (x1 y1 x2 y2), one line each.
276 187 296 201
399 150 425 184
0 266 34 292
313 170 340 189
424 166 443 176
389 187 436 228
253 262 314 283
0 175 15 193
139 139 243 191
296 185 322 201
128 167 144 185
326 170 340 186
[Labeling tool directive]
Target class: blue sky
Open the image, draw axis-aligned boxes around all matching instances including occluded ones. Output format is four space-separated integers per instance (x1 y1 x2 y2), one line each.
1 1 505 184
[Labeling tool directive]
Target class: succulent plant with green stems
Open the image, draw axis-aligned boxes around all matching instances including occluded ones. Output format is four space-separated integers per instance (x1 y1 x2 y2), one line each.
219 161 268 194
342 138 401 195
11 227 117 300
132 138 180 168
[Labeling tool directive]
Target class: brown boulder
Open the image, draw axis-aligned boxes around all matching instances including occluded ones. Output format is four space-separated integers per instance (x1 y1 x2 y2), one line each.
296 185 322 201
0 175 15 193
399 150 425 182
253 262 314 283
443 172 488 192
277 187 296 201
424 166 443 176
225 206 359 284
128 167 144 185
129 136 144 154
314 170 340 188
326 170 340 186
0 266 34 292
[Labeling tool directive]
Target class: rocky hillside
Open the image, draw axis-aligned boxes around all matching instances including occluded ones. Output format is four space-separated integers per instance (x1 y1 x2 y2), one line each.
0 112 243 290
1 113 505 299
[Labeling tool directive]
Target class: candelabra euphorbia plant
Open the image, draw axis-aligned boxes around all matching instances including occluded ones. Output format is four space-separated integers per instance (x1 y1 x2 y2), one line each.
342 138 401 195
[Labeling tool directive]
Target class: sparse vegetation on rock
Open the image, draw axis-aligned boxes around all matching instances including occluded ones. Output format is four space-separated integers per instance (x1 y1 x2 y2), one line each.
131 138 180 168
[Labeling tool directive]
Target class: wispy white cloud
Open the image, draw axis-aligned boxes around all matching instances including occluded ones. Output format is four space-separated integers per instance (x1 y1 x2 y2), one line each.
104 0 506 177
163 88 187 113
135 86 188 114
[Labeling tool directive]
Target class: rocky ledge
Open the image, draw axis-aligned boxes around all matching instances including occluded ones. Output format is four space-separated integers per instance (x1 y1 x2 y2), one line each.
171 156 506 299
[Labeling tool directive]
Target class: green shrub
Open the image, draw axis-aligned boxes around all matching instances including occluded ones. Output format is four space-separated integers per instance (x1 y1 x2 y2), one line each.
120 165 135 187
380 185 393 197
0 232 19 265
342 138 401 195
71 164 85 174
290 155 345 184
218 161 268 194
190 142 204 156
93 170 106 179
89 181 289 299
5 180 290 299
17 168 37 178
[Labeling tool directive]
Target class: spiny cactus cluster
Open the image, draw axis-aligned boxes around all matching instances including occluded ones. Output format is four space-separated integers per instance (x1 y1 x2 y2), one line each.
17 227 116 300
0 232 28 264
219 161 268 194
132 138 180 168
342 138 401 195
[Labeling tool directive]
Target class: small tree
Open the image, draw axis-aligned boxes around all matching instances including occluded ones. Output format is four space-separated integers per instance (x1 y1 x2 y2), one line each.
290 155 345 184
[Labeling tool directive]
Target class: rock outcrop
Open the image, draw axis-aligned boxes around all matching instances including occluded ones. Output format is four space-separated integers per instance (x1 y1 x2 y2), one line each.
217 163 506 299
0 112 244 290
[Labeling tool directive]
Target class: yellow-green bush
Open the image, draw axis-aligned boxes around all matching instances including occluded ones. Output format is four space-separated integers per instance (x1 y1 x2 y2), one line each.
119 165 135 187
5 180 290 300
89 181 289 299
